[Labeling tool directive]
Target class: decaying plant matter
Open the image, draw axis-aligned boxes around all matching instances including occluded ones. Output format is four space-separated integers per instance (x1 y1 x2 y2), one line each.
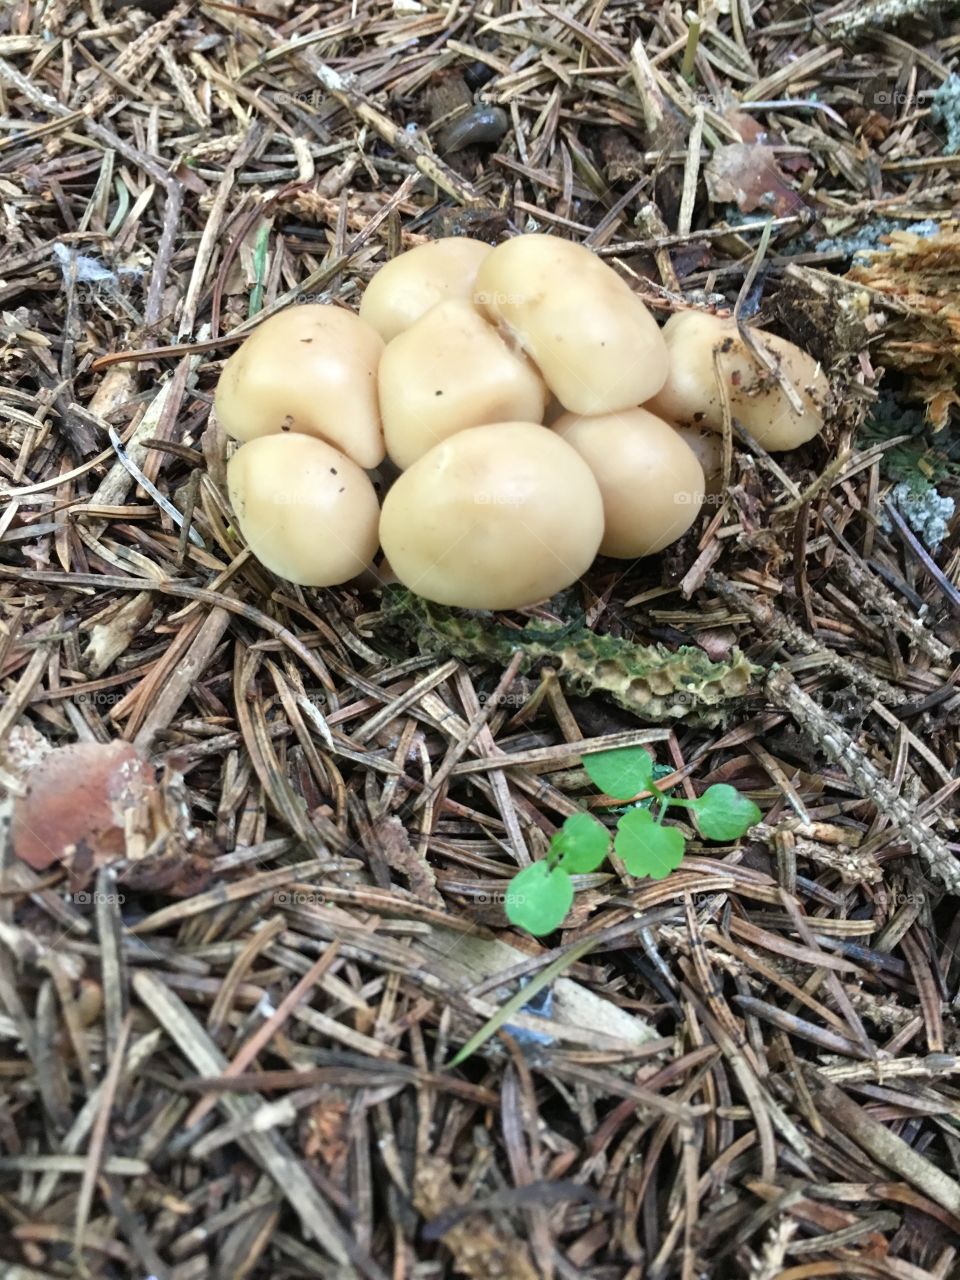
847 225 960 425
372 587 759 725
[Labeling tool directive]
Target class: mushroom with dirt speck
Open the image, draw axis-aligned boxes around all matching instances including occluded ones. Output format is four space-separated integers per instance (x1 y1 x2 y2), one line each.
472 234 668 414
379 422 604 609
644 311 829 452
552 408 706 558
228 433 380 586
214 304 385 468
378 299 547 468
359 237 492 342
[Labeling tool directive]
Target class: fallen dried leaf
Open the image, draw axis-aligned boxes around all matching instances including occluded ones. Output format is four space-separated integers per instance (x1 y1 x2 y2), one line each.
705 143 804 216
11 741 156 875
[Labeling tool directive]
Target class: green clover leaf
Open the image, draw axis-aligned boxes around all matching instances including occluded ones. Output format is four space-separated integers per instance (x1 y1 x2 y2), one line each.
691 783 761 841
614 808 685 879
553 812 610 874
506 862 574 936
582 747 655 800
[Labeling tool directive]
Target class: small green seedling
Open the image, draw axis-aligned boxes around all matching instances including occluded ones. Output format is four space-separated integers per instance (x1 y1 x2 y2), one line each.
505 746 761 936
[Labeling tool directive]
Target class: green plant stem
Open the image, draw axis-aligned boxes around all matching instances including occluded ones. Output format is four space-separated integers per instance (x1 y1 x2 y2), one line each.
680 13 701 83
248 222 271 319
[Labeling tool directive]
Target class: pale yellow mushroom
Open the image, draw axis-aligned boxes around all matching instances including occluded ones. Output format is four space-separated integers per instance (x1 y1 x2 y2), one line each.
359 237 492 342
378 300 547 469
670 423 724 496
645 311 829 452
228 434 380 586
473 234 668 414
214 305 385 468
379 423 604 609
552 408 705 558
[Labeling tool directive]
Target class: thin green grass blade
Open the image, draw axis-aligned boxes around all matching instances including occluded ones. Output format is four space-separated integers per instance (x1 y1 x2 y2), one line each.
447 935 597 1067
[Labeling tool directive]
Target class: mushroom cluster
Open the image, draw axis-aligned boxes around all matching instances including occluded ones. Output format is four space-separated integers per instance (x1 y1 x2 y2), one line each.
216 234 829 608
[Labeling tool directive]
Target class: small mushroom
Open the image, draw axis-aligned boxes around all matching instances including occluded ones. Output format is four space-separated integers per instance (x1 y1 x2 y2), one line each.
214 305 385 468
228 433 380 586
552 408 705 558
378 299 547 469
379 422 604 609
644 311 829 452
359 237 492 342
670 423 724 495
473 234 668 414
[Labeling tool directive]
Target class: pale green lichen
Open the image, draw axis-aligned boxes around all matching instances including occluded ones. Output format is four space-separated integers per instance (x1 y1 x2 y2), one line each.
827 0 959 39
932 75 960 156
376 590 758 726
861 394 958 550
815 218 938 262
883 482 955 550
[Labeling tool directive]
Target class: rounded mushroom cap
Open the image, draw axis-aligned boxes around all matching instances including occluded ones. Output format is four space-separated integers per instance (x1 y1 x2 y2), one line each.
670 423 724 496
228 433 380 586
379 300 547 469
473 234 668 414
214 305 385 468
644 311 829 452
552 408 705 558
359 237 492 342
12 741 155 873
379 422 604 610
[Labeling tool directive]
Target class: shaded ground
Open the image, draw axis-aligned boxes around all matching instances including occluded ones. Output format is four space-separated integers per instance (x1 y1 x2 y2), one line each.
1 0 960 1277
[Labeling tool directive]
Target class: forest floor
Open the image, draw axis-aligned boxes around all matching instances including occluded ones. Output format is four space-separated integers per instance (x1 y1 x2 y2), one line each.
1 0 960 1277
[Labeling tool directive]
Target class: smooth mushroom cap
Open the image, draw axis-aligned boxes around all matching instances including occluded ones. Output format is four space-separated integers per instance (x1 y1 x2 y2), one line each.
359 237 492 342
228 433 380 586
214 305 385 468
644 311 829 452
670 423 724 496
552 408 705 558
472 234 668 414
379 422 604 610
379 300 548 469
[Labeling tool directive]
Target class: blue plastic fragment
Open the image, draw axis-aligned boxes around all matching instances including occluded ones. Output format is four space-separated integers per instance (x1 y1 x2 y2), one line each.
504 982 554 1047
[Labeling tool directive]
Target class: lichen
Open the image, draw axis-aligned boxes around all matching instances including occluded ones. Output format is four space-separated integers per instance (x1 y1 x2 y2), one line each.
864 396 957 549
932 75 960 156
375 590 758 726
882 481 956 550
723 210 941 268
815 217 939 263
